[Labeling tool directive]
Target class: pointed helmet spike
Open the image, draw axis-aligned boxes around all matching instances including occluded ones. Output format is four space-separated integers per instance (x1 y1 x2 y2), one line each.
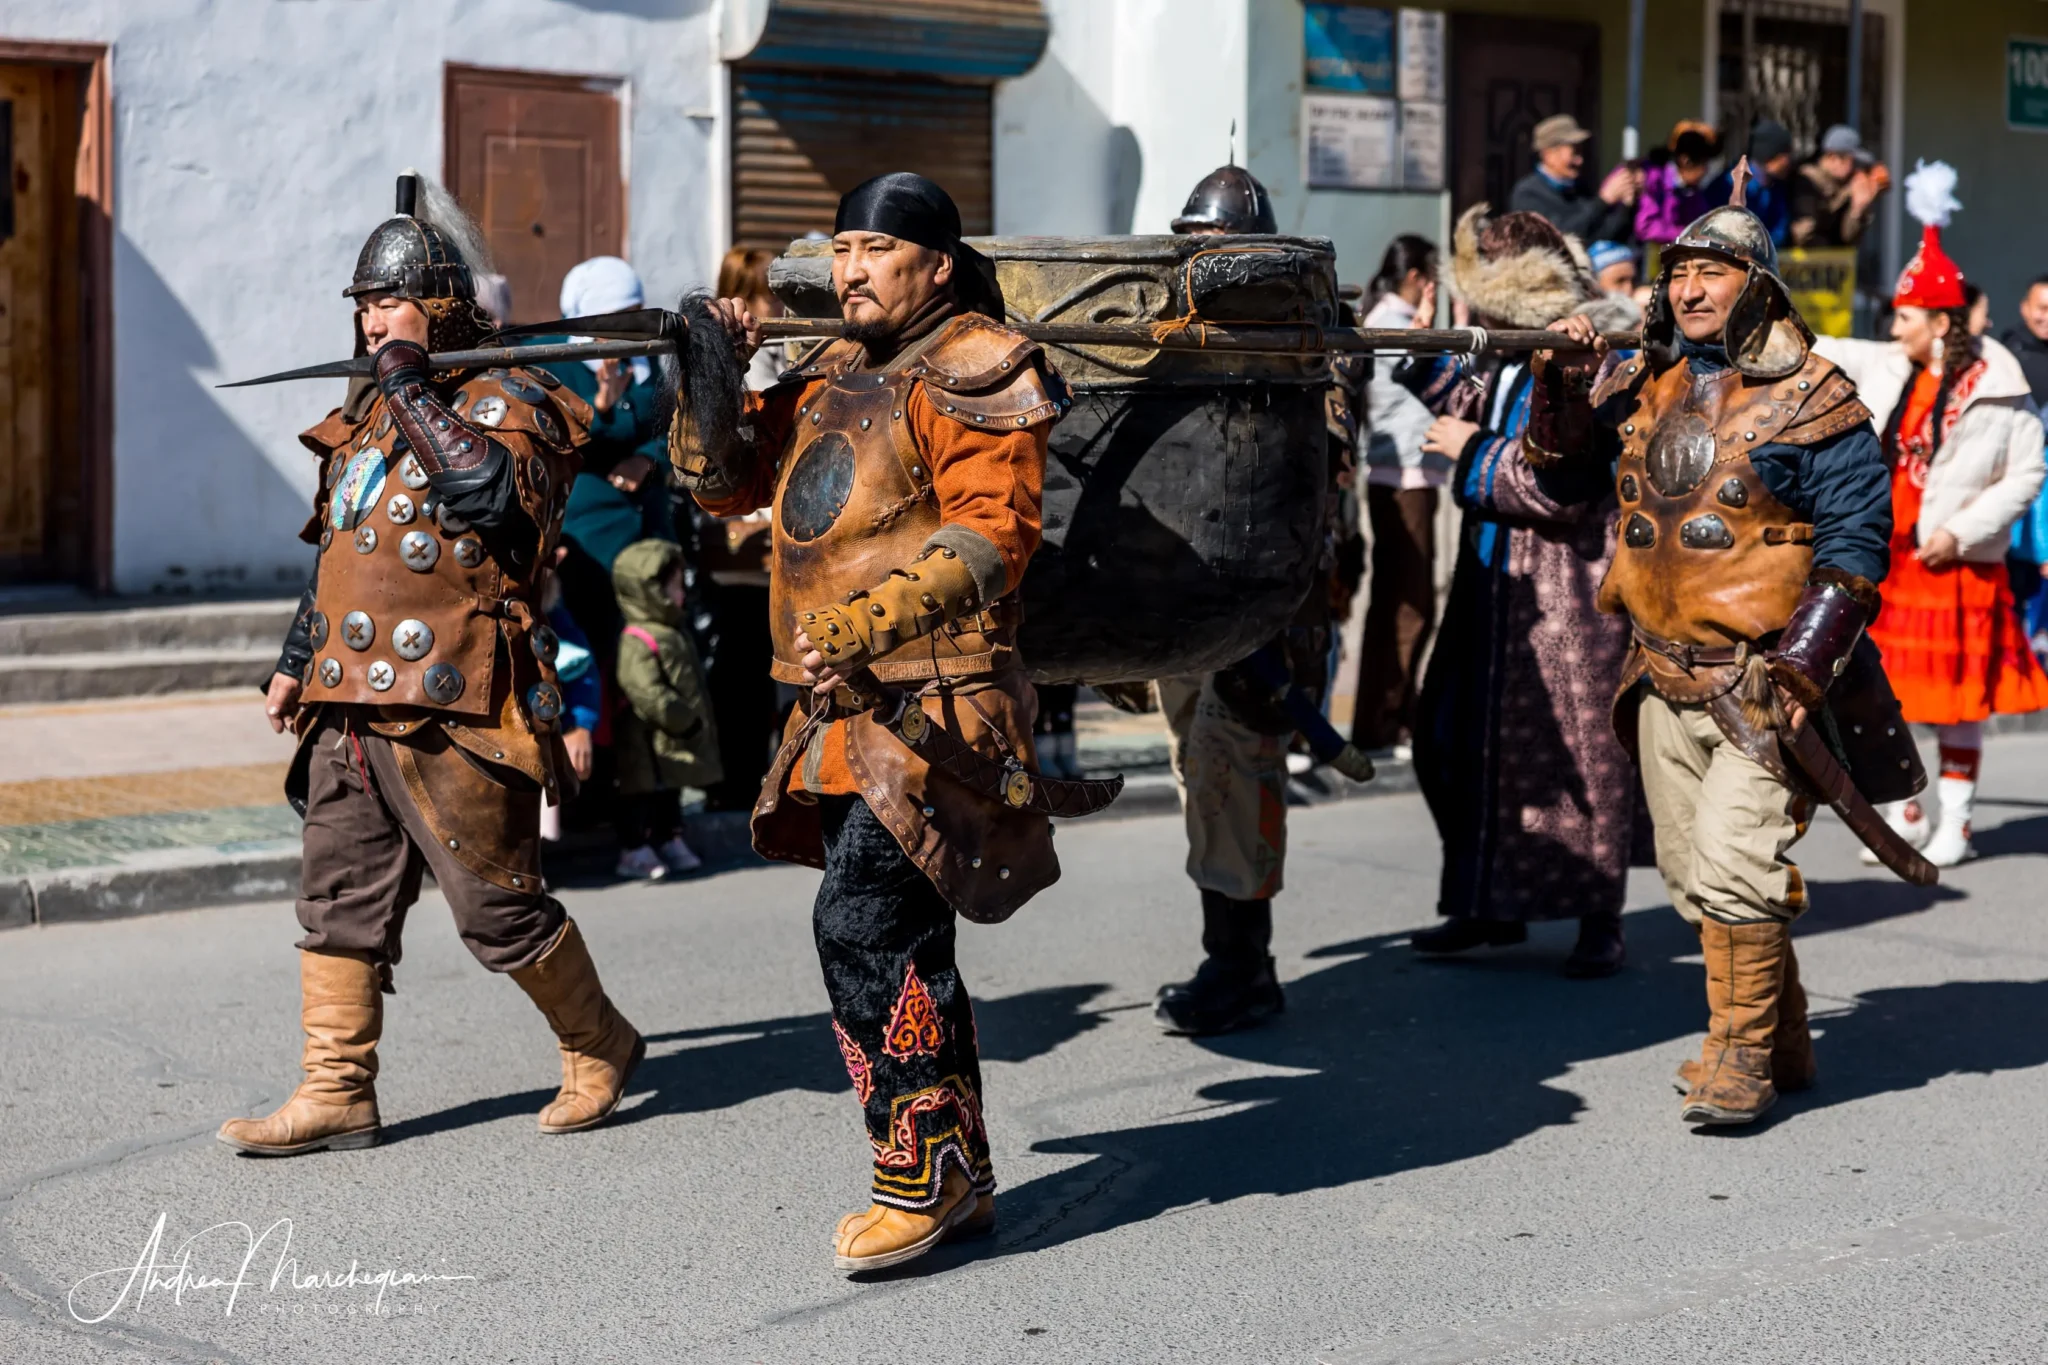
1726 156 1751 209
1228 119 1236 167
395 173 419 217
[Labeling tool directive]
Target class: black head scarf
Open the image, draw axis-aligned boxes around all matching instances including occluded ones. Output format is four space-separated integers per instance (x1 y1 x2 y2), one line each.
835 172 1006 322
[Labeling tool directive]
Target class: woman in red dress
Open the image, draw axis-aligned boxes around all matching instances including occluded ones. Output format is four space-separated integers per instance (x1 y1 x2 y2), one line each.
1819 163 2048 865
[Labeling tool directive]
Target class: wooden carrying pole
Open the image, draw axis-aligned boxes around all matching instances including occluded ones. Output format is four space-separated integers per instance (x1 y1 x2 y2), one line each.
753 318 1634 356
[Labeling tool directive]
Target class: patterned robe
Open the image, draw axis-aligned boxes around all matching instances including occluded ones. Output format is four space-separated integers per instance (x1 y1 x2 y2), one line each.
1401 355 1641 922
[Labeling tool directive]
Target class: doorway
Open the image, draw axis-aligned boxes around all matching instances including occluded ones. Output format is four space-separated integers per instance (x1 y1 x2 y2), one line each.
0 46 110 590
1448 14 1602 215
443 65 625 325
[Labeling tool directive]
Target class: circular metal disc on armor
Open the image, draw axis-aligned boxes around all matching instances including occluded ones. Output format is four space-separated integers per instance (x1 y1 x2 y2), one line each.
529 367 561 390
386 493 416 525
375 411 393 438
470 395 509 429
502 373 546 404
354 526 379 554
422 662 465 705
779 432 855 543
527 455 551 500
1004 769 1034 808
330 448 388 531
1623 512 1657 548
1644 412 1716 498
318 658 342 688
533 406 561 446
397 454 430 490
529 623 559 664
898 707 929 743
452 536 486 568
436 505 471 535
399 530 441 572
307 611 329 651
341 610 375 652
1679 514 1736 550
366 660 396 692
393 618 434 661
319 529 334 551
525 682 563 725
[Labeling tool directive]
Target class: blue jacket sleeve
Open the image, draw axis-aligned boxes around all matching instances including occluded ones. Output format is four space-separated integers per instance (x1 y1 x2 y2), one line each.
1749 423 1891 584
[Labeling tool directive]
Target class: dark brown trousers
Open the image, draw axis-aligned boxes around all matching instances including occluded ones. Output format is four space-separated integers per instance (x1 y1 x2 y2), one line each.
295 710 564 973
1352 485 1440 749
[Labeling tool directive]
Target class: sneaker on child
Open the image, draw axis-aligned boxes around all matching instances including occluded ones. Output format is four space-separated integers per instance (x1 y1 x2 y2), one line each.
616 845 669 881
657 835 703 875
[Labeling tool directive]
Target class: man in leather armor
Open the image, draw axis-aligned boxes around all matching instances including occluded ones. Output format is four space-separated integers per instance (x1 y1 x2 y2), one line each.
1533 194 1922 1125
218 176 643 1157
673 172 1068 1272
1150 163 1338 1037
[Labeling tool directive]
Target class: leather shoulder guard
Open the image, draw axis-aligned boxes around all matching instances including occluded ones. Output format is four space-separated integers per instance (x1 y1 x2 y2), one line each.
1775 353 1872 446
454 368 590 455
300 406 359 460
1590 352 1654 409
911 316 1070 430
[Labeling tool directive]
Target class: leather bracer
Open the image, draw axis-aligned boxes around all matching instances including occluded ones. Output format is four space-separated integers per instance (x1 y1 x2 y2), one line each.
1524 352 1599 467
374 341 506 493
1766 568 1882 711
799 542 984 671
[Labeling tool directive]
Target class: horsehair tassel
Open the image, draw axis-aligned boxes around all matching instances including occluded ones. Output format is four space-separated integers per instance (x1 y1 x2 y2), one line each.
1735 646 1785 734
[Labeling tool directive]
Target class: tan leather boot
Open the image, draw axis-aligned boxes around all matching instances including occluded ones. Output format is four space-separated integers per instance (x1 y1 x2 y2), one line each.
833 1164 981 1272
509 919 644 1133
1680 918 1785 1125
218 950 382 1155
1674 935 1815 1094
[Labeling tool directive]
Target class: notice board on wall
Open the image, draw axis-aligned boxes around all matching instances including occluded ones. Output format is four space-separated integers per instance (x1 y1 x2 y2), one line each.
1303 5 1444 191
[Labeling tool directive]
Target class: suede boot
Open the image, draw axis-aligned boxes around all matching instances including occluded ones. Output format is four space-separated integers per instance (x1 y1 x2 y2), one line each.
1680 918 1786 1125
1155 890 1285 1036
218 950 383 1156
834 1164 981 1272
1674 936 1815 1094
509 919 645 1133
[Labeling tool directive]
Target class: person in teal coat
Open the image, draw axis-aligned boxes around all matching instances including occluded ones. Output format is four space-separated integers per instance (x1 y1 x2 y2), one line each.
531 255 677 672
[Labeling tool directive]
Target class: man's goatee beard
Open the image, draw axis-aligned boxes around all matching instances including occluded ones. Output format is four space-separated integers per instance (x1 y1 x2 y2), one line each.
842 319 898 347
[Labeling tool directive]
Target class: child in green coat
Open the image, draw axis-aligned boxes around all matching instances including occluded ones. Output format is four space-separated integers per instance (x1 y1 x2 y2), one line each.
611 539 724 879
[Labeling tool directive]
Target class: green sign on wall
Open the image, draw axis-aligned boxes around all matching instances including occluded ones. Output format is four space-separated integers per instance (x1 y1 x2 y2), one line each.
2009 38 2048 131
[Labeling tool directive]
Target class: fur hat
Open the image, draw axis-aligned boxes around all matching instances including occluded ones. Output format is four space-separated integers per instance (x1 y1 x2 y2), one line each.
1449 204 1636 331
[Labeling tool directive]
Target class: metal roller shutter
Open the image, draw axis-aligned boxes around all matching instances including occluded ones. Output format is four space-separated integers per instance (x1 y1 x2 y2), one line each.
731 68 992 253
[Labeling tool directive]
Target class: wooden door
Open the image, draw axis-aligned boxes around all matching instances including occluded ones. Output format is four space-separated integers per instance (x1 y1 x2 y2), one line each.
0 61 86 584
444 66 623 325
1449 15 1602 215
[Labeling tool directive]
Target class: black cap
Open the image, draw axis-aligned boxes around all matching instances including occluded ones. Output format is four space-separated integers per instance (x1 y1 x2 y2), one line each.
834 172 961 252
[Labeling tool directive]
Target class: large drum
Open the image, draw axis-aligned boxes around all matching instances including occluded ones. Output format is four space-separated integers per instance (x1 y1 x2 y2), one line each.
771 234 1337 683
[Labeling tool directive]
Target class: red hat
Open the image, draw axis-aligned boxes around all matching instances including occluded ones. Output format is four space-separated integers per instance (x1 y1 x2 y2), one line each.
1895 161 1965 310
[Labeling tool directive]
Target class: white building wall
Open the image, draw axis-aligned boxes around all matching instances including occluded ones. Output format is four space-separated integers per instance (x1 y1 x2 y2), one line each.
0 0 718 595
995 0 1248 238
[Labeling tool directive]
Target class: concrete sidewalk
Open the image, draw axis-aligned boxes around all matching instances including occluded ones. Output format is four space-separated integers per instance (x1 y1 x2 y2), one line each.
0 689 1401 929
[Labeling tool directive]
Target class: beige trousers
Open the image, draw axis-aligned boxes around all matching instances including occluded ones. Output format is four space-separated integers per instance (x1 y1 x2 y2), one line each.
1155 674 1289 901
1636 691 1812 925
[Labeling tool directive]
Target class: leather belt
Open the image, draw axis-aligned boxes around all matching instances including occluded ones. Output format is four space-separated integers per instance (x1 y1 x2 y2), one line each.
1632 628 1743 671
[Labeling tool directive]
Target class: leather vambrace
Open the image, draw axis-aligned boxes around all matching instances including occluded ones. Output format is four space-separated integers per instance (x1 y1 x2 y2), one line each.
374 340 506 495
799 542 985 671
1766 568 1882 712
1524 352 1600 468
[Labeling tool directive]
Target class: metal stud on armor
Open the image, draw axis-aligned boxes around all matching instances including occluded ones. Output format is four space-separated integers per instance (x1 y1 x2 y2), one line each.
525 682 563 726
386 493 416 525
399 531 440 571
452 537 485 568
398 454 430 490
393 618 434 661
367 660 395 692
423 663 465 706
341 611 375 651
318 658 342 687
307 611 328 650
354 526 378 554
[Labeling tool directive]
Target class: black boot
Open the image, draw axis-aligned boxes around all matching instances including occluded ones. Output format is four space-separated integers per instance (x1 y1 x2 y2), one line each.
1411 917 1527 955
1155 890 1285 1036
1562 910 1627 979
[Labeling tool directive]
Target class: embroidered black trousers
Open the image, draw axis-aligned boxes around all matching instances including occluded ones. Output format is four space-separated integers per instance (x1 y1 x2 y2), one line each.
813 795 992 1209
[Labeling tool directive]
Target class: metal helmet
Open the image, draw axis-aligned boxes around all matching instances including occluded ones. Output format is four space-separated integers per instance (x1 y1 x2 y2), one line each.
344 174 477 301
1644 202 1811 379
1171 165 1277 234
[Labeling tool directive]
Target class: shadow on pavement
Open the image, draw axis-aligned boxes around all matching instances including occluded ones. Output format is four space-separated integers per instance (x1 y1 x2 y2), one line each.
992 898 2048 1256
378 983 1115 1145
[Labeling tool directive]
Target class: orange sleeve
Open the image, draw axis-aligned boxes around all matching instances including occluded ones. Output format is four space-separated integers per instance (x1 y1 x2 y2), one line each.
907 382 1047 592
693 383 805 517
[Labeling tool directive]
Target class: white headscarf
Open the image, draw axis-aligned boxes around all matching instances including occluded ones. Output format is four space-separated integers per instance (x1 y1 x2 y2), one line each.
559 255 650 383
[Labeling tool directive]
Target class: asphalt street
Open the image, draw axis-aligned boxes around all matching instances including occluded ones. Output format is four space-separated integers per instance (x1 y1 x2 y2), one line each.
5 735 2048 1364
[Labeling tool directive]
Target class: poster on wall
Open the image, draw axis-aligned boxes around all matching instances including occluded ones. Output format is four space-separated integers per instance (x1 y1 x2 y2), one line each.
1397 9 1446 102
1303 93 1400 190
1399 100 1445 191
2009 37 2048 132
1304 4 1396 93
